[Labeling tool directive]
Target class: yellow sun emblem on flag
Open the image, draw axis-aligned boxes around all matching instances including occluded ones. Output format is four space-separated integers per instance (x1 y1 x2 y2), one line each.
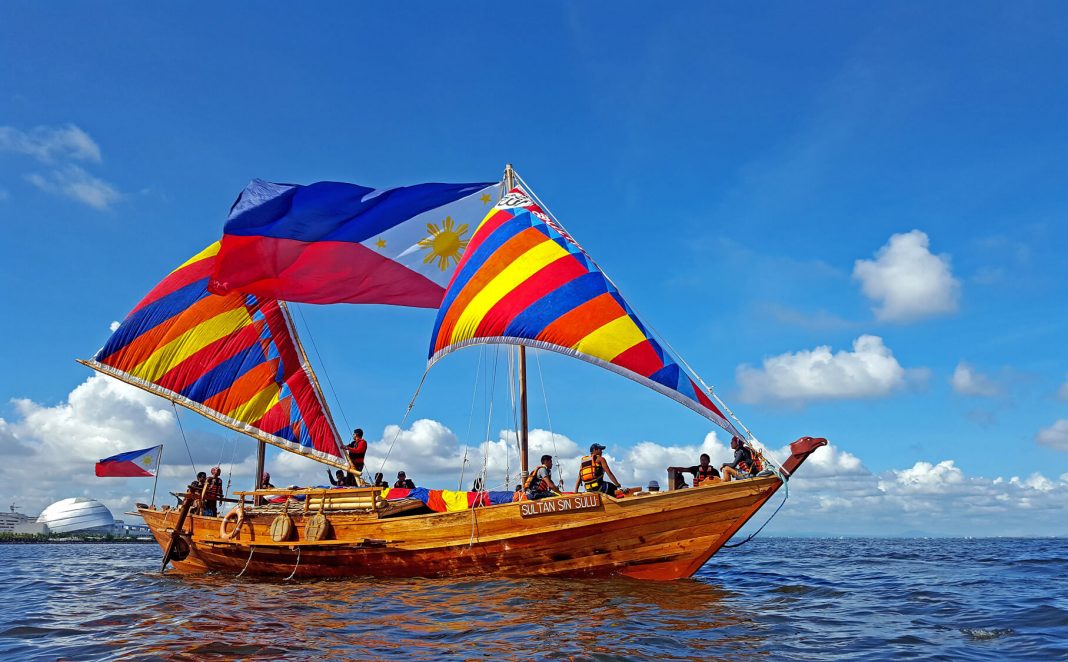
418 216 469 271
141 456 153 466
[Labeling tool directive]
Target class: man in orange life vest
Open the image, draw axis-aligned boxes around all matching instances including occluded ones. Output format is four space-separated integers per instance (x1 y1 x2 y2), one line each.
669 453 720 488
345 428 368 484
525 454 564 500
575 443 622 495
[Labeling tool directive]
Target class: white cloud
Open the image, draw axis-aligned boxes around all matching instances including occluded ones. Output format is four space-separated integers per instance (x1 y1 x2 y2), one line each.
853 230 960 322
950 361 1001 397
736 335 924 405
109 320 121 332
1057 376 1068 402
26 164 121 210
1036 420 1068 451
0 124 102 163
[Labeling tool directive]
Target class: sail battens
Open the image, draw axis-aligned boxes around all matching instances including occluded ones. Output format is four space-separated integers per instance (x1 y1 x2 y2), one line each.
430 188 742 439
86 244 349 468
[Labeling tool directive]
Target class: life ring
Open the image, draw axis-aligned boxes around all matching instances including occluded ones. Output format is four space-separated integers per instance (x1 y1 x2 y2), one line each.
219 507 244 540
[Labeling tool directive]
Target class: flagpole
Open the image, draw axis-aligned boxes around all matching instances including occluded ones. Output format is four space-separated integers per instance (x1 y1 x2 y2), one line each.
150 445 164 507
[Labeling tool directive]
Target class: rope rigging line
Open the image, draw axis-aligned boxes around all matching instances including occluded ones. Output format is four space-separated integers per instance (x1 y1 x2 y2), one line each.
511 170 781 476
171 401 197 474
722 487 789 549
284 546 302 581
533 348 564 485
376 368 431 476
481 346 501 488
236 545 256 578
457 345 485 491
294 304 351 433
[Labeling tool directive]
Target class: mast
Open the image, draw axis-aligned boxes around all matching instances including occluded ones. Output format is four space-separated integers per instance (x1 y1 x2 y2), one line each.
503 164 530 478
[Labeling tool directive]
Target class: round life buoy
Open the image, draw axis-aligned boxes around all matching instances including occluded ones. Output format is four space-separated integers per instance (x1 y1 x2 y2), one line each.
219 507 244 540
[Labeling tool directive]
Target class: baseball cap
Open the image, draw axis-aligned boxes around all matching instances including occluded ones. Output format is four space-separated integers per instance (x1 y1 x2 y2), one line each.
590 443 606 452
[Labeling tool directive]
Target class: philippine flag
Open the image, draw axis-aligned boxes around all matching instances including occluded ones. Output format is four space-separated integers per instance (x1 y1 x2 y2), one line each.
95 445 163 478
209 179 500 307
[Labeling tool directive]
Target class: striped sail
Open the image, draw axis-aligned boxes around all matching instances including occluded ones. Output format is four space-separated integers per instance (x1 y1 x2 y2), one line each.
429 188 742 438
81 243 349 469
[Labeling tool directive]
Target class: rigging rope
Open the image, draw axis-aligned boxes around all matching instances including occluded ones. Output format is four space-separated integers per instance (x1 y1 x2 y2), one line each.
294 305 351 433
376 369 430 475
236 545 256 578
722 486 788 549
457 346 485 491
533 348 563 485
284 546 302 581
171 402 197 474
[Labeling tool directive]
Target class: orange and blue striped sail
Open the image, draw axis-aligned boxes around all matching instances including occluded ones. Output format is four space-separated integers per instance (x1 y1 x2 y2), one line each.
81 243 349 469
429 188 742 438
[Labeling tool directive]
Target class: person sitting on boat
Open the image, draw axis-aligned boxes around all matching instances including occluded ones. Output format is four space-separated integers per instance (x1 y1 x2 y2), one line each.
345 428 368 484
373 472 389 488
394 471 415 489
720 437 756 481
512 484 524 502
575 443 623 496
669 454 721 487
202 466 224 517
187 471 207 512
647 480 660 493
525 455 563 500
326 469 357 487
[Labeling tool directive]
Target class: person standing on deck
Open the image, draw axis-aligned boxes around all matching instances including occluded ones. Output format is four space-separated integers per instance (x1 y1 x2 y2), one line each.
525 455 563 500
575 444 622 495
345 428 368 484
186 471 206 513
202 467 224 517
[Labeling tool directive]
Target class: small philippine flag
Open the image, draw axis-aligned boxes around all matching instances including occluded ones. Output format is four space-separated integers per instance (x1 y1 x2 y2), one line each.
95 445 162 478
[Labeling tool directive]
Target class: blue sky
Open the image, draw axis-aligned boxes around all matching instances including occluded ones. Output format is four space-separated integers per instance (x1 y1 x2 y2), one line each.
2 3 1066 535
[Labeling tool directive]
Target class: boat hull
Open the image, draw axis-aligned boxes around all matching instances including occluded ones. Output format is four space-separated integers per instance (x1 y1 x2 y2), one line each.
143 437 826 581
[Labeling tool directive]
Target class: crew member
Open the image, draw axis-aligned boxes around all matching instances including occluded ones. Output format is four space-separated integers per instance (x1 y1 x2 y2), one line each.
187 471 206 513
525 455 563 500
202 466 224 517
575 443 622 495
720 437 755 481
345 428 368 483
372 472 389 488
326 469 357 487
394 471 415 489
669 453 720 488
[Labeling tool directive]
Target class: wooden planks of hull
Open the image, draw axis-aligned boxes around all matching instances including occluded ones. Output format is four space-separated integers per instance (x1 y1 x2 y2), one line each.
142 476 784 581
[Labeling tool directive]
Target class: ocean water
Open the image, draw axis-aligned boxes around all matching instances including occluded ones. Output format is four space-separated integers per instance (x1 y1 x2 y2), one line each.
0 538 1065 660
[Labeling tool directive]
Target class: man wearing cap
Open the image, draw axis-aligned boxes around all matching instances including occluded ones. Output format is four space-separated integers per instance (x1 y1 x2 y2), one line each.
575 443 622 495
394 471 415 489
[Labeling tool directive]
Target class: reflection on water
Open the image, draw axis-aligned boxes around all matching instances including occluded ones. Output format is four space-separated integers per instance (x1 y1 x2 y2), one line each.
1 539 1066 660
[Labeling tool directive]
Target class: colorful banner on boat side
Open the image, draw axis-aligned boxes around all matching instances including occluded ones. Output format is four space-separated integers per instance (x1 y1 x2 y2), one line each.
81 243 350 470
428 188 743 439
209 179 500 307
95 445 162 478
379 487 517 511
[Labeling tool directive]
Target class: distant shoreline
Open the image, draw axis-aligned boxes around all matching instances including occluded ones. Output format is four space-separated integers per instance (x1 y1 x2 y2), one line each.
0 539 157 545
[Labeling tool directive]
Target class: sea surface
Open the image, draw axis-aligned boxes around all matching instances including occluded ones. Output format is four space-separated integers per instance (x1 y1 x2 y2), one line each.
0 538 1065 661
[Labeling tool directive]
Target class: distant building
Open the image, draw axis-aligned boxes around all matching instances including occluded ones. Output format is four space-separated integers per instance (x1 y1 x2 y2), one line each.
0 505 38 533
37 497 114 534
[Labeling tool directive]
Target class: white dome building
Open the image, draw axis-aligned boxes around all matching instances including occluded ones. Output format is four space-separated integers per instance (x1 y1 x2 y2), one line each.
37 497 114 534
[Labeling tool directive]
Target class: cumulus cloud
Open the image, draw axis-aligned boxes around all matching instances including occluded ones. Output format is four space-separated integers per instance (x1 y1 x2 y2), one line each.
736 335 925 405
1036 420 1068 451
950 361 1002 397
1 123 120 210
853 230 960 322
0 124 102 163
26 164 121 210
0 374 254 517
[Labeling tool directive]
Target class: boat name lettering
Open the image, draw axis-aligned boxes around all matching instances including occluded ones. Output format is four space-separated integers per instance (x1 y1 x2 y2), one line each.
519 494 601 517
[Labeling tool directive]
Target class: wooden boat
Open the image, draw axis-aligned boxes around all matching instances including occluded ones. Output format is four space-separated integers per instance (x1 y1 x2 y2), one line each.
87 165 826 580
142 437 824 580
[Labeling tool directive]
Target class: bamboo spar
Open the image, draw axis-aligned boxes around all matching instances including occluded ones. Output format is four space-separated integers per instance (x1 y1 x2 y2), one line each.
503 164 530 479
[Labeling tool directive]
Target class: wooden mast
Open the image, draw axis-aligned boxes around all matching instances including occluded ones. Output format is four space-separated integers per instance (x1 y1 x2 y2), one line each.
503 164 529 479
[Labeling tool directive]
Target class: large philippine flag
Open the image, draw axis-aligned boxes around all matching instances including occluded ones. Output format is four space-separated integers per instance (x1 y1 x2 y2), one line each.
95 445 162 478
209 179 500 307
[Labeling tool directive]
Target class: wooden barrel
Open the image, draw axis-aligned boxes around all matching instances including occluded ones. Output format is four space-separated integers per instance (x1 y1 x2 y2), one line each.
305 512 331 542
270 513 294 542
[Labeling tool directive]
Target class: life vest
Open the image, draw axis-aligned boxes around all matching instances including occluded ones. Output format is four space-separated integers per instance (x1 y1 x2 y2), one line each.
579 455 604 490
203 477 223 501
347 438 367 469
737 447 760 474
696 464 717 484
524 467 549 492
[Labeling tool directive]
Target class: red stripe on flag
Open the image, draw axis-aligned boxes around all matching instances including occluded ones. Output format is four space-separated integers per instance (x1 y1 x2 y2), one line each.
95 460 154 478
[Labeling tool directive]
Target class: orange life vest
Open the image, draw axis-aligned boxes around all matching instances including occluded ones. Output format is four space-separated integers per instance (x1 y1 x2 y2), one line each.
203 477 223 501
524 467 549 492
696 464 717 484
579 455 603 490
